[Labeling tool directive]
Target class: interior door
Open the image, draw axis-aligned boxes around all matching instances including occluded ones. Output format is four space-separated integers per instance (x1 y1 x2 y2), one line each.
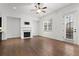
64 11 78 43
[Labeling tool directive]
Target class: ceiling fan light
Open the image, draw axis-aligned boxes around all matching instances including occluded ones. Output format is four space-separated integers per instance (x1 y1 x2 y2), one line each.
37 9 41 13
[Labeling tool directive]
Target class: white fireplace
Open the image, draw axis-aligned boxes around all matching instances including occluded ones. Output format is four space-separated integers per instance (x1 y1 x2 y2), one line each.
21 27 32 39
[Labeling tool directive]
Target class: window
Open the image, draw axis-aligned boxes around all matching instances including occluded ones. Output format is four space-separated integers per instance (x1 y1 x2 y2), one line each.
43 19 52 31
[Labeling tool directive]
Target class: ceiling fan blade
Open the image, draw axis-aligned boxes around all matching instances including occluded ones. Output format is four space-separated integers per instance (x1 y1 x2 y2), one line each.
42 11 46 13
42 7 47 9
35 5 37 8
35 3 40 8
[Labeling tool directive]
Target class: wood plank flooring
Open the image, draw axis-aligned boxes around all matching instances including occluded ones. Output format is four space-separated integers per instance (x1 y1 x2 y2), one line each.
0 36 79 56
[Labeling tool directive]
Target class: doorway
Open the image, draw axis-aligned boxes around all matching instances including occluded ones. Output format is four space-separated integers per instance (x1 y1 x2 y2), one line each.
64 11 78 44
7 16 21 39
65 15 73 40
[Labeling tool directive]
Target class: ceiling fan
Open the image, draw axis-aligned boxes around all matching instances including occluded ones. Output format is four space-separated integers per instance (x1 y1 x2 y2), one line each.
32 3 47 14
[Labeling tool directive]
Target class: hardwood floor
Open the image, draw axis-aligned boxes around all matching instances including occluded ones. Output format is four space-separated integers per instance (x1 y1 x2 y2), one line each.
0 36 79 56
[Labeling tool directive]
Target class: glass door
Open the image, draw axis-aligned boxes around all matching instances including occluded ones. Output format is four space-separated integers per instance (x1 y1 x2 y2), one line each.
64 12 77 43
65 16 73 40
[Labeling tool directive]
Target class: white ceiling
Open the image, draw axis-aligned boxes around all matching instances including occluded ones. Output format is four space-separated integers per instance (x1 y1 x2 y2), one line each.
0 3 71 17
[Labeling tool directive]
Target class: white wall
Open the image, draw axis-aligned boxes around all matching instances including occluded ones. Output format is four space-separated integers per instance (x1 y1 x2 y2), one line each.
39 12 65 41
38 4 79 44
7 17 21 38
31 20 39 36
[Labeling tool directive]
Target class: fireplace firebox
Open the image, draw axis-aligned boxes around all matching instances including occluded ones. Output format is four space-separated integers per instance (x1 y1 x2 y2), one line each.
24 32 30 37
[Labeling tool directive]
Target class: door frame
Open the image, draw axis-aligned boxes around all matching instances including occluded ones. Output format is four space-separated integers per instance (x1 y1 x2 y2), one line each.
7 16 21 39
63 10 78 44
